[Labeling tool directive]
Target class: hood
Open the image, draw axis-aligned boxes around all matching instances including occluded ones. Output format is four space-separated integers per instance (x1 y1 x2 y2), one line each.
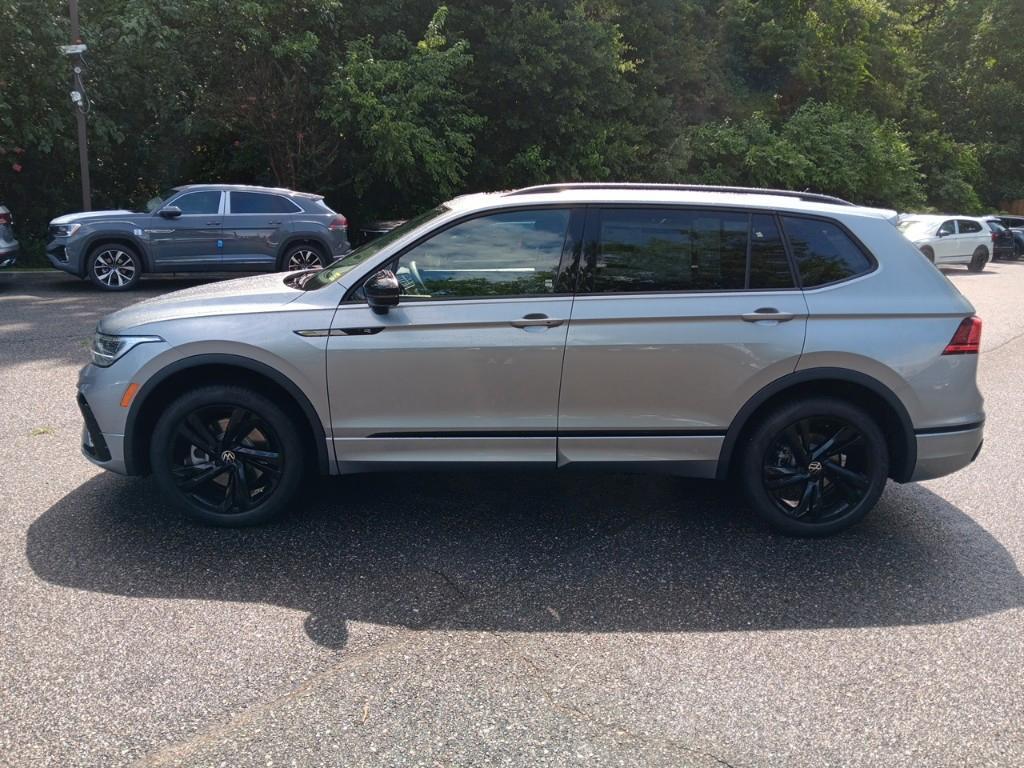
99 272 302 334
50 210 140 225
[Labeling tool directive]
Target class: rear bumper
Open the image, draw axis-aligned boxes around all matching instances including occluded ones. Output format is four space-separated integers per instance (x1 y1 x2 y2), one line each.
911 424 984 481
0 240 17 267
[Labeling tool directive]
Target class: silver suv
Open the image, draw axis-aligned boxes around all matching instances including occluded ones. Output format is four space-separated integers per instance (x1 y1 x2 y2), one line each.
78 184 985 536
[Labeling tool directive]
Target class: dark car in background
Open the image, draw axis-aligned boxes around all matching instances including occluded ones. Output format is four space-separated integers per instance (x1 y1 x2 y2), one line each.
984 217 1017 261
0 204 19 268
46 184 350 290
995 215 1024 259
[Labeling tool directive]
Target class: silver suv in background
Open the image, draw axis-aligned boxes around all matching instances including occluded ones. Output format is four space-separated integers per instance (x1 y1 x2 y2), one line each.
77 184 984 536
46 184 351 290
0 204 18 268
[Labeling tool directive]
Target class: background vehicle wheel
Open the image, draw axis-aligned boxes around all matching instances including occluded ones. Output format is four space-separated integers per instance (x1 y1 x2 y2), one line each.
87 244 142 290
281 244 327 271
967 247 988 272
739 397 889 537
920 246 935 263
150 385 307 526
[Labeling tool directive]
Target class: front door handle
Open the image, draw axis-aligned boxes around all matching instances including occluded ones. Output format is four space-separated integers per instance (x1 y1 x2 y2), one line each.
206 222 221 226
741 307 796 323
510 313 564 328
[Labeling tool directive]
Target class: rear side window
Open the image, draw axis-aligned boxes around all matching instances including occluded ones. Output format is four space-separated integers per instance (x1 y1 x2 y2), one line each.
957 219 982 234
589 208 796 293
231 191 301 214
781 216 873 287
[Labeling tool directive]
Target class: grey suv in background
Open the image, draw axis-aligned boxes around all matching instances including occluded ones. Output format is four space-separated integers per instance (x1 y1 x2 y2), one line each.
77 183 984 536
0 204 18 268
47 184 350 290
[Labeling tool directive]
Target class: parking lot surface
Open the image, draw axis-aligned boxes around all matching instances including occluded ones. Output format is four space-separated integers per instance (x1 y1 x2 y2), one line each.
2 266 1023 766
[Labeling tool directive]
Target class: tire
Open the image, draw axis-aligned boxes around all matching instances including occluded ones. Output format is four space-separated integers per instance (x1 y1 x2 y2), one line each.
280 243 327 271
739 397 889 537
150 385 307 526
967 247 988 272
920 246 935 264
87 243 142 290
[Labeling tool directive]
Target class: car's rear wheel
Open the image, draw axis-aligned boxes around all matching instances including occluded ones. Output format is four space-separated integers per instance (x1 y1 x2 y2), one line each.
968 247 988 272
920 245 935 263
281 244 327 271
87 244 142 290
150 385 306 526
739 397 889 537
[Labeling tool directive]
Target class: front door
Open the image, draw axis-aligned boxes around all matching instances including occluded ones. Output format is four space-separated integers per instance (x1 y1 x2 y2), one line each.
325 207 581 470
149 190 224 270
557 206 808 474
933 218 958 263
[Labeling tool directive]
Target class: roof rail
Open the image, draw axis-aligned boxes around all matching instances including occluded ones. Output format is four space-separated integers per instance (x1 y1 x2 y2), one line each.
504 182 855 207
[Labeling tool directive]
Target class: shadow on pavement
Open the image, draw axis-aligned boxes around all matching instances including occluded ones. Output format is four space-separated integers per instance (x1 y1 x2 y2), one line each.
27 470 1023 648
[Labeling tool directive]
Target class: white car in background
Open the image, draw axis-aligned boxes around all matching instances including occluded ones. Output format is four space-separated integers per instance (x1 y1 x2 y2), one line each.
897 214 990 272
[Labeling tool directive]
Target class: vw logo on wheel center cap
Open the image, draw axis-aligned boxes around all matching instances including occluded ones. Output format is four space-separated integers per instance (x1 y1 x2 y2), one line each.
807 460 823 475
220 450 237 464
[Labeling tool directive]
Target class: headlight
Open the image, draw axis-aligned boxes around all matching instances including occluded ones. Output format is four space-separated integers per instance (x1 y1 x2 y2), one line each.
90 332 163 367
50 222 81 238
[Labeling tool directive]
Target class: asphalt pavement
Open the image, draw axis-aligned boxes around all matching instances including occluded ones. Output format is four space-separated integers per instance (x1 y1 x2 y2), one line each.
1 266 1023 766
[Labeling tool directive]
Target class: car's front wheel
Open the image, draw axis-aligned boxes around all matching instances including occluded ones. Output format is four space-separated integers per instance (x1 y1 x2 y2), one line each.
87 244 142 290
150 385 306 526
739 397 889 537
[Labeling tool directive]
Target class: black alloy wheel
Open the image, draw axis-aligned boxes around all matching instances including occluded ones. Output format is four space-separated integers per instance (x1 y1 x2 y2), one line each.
741 397 888 536
151 386 306 526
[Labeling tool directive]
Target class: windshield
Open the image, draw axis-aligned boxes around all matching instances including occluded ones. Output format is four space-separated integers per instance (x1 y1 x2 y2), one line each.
302 205 450 289
140 188 179 214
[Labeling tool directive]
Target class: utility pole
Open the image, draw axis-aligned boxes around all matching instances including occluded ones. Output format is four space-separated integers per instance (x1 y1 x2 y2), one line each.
65 0 92 211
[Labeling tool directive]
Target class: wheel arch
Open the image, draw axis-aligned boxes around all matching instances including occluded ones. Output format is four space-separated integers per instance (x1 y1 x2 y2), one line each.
81 234 152 275
124 354 330 476
276 235 332 269
716 368 916 483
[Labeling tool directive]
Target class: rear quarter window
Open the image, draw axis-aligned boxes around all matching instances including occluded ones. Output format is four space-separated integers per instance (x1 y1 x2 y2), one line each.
781 216 873 288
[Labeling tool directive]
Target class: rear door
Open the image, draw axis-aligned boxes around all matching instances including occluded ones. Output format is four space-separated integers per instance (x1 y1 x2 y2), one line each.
223 191 301 270
149 190 224 270
956 219 985 259
556 206 807 474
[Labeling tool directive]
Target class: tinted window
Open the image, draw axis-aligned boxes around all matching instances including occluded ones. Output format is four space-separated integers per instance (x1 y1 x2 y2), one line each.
748 214 794 289
782 216 872 287
938 220 956 236
231 191 300 214
987 221 1006 232
173 191 221 215
393 209 569 299
592 209 748 292
957 219 982 234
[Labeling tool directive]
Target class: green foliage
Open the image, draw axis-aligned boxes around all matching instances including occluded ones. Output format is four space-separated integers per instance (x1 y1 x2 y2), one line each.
0 0 1021 247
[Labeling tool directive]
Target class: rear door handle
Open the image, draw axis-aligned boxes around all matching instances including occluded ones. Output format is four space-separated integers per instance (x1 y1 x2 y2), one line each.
741 307 796 323
510 313 564 328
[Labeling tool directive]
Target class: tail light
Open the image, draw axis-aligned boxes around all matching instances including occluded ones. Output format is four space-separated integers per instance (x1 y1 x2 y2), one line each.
992 232 997 242
0 212 10 225
328 215 348 231
943 316 982 355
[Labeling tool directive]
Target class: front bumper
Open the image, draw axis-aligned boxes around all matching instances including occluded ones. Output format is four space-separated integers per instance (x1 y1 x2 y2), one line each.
911 424 984 481
46 238 84 275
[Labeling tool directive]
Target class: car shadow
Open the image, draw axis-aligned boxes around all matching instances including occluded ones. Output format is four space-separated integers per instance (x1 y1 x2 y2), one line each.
26 471 1023 649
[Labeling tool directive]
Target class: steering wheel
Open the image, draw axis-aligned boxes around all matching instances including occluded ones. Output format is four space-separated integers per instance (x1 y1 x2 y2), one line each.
406 259 427 294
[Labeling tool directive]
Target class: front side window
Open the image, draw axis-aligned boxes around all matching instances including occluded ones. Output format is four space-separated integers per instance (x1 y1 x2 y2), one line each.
782 216 873 287
231 191 300 214
938 220 956 236
172 191 221 215
392 209 570 299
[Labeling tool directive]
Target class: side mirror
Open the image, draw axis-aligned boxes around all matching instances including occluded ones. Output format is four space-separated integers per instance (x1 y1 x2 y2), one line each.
159 206 182 219
365 269 400 314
